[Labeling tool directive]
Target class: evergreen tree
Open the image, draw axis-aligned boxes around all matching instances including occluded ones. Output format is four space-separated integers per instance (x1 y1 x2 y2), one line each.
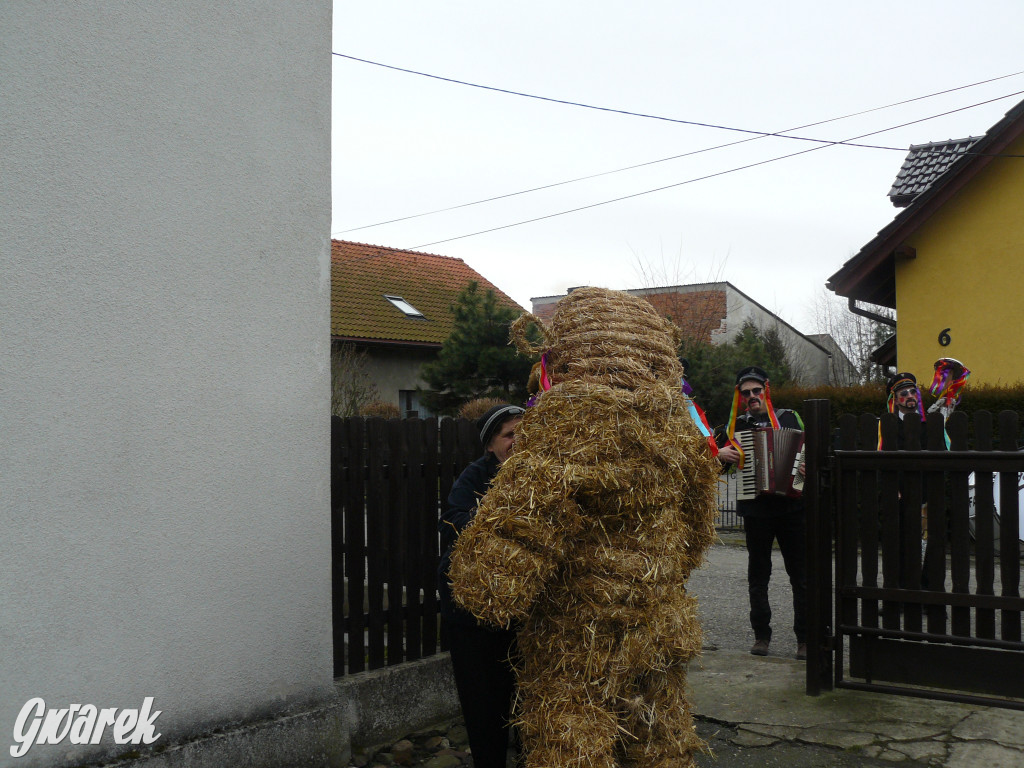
419 282 536 415
682 320 795 430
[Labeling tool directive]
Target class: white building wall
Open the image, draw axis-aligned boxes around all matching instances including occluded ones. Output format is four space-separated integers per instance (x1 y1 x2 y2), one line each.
0 3 332 766
717 287 830 386
332 343 438 416
535 284 831 386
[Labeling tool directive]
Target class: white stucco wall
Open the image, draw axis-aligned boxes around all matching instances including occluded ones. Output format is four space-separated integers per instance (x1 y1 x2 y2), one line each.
716 287 831 386
366 346 439 414
1 3 332 766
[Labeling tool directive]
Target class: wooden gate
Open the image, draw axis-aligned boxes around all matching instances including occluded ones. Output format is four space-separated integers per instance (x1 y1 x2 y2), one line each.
806 402 1024 709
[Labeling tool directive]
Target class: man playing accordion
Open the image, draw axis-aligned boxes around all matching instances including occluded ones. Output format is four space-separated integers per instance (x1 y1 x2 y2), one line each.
717 366 808 661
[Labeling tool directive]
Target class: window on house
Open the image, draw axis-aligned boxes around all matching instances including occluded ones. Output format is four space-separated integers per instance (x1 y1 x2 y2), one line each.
384 295 425 319
400 390 431 419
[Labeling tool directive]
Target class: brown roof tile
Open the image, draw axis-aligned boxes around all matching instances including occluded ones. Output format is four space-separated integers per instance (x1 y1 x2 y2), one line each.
331 240 522 345
828 96 1024 306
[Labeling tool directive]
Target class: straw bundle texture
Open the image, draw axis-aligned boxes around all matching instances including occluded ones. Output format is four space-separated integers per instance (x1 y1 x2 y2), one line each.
450 287 718 768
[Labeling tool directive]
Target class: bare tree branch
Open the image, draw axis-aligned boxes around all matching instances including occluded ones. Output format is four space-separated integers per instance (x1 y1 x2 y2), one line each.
331 342 379 418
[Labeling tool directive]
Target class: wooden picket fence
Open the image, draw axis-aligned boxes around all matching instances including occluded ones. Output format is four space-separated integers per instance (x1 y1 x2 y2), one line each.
329 413 785 677
330 415 481 676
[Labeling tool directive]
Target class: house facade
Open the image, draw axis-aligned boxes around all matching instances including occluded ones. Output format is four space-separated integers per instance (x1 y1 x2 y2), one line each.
827 98 1024 386
532 282 842 386
331 240 523 416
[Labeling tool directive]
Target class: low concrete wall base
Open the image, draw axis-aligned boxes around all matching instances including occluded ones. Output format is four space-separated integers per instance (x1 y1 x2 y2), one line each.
112 702 355 768
339 653 460 750
91 654 458 768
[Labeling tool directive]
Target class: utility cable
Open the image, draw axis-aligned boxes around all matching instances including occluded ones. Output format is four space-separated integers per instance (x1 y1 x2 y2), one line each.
334 52 1023 142
333 60 1024 235
406 89 1024 250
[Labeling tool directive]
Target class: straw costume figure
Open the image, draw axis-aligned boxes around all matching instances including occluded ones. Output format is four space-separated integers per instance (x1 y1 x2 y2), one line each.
449 287 720 768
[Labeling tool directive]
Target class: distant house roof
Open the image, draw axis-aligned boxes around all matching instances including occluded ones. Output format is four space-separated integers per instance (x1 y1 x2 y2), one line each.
331 240 522 347
532 281 831 355
887 137 982 208
869 333 897 367
827 97 1024 308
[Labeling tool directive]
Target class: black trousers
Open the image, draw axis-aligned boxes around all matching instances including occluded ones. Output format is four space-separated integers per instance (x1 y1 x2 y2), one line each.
743 510 807 644
447 622 517 768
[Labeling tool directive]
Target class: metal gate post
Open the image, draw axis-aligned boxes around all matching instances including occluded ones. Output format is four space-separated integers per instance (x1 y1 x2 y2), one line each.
804 399 833 695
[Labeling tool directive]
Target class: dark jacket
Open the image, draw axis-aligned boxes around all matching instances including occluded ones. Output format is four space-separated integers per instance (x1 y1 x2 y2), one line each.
720 409 804 519
438 452 501 628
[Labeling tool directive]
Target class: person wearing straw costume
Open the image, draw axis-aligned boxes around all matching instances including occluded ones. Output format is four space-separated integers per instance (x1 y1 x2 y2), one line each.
438 403 525 768
716 366 808 660
449 287 719 768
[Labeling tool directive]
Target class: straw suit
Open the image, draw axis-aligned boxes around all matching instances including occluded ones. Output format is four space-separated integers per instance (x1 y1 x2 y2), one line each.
449 287 720 768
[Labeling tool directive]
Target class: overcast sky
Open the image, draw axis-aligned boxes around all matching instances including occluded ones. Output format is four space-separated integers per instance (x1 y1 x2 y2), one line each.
331 1 1024 331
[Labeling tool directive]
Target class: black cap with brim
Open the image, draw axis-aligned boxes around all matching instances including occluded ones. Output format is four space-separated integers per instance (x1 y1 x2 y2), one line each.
887 372 917 395
735 366 769 387
477 404 525 448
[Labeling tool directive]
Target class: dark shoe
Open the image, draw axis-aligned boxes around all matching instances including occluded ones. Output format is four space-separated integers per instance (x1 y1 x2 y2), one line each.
796 643 808 660
750 639 769 656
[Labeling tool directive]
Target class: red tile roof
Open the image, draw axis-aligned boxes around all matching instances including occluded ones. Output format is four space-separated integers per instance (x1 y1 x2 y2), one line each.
331 240 522 346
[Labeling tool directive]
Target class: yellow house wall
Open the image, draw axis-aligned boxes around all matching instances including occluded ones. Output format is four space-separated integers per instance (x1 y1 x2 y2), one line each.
895 131 1024 387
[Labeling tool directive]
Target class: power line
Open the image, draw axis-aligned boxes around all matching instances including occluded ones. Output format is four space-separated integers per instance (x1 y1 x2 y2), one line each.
334 52 1023 141
406 89 1024 250
333 59 1024 235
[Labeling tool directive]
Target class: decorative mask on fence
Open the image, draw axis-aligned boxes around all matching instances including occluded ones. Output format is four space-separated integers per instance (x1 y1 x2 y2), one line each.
929 358 970 411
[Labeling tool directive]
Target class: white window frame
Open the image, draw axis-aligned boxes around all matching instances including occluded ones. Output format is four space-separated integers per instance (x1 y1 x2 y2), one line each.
384 294 425 318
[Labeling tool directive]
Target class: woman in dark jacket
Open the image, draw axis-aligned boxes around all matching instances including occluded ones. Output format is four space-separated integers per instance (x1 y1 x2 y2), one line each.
438 404 523 768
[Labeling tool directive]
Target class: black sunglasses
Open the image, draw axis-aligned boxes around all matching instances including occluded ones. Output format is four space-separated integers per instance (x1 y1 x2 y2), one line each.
739 386 763 397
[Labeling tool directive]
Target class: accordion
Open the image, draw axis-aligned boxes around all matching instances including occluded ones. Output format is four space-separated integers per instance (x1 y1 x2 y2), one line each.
737 427 805 500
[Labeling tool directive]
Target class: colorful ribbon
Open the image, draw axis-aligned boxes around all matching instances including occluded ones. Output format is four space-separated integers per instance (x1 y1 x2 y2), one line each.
724 381 781 468
525 352 554 408
929 358 970 412
684 393 718 457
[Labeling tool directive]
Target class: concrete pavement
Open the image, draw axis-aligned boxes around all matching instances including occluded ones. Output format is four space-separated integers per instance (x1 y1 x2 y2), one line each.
691 648 1024 767
351 539 1024 767
353 649 1024 767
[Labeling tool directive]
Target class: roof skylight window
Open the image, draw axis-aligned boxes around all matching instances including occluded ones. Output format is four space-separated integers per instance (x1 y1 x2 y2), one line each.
384 295 426 319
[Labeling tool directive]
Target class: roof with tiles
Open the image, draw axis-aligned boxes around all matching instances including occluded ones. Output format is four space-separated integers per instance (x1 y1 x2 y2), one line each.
828 95 1024 307
331 240 523 346
887 136 982 207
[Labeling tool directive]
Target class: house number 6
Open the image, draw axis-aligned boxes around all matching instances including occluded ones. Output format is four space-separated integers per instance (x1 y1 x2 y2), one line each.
938 328 951 346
